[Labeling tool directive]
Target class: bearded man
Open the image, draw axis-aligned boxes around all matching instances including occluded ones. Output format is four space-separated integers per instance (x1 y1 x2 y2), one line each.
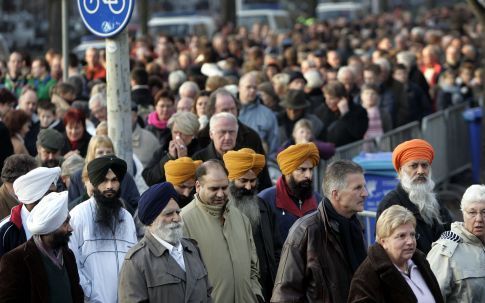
0 191 84 302
164 157 202 208
69 156 137 303
377 139 452 253
119 182 212 302
259 142 321 241
223 148 281 302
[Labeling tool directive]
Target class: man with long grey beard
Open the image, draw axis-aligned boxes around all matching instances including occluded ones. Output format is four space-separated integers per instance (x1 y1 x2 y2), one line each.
377 139 452 253
69 156 137 303
119 182 212 302
223 148 281 302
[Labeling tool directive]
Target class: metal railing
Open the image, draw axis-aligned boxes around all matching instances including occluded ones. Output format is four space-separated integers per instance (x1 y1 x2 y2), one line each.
358 210 377 247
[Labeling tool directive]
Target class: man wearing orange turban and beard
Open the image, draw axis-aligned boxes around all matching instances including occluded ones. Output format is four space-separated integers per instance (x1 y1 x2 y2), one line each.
377 139 452 253
223 148 281 302
164 157 202 208
258 143 321 242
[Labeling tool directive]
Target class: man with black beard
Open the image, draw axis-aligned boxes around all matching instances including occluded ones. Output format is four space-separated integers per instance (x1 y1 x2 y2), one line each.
259 143 321 241
69 156 137 303
0 191 84 302
119 182 212 302
377 139 452 253
224 148 281 302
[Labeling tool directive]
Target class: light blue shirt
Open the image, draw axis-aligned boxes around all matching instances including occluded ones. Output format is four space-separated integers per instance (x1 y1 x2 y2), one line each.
239 99 279 157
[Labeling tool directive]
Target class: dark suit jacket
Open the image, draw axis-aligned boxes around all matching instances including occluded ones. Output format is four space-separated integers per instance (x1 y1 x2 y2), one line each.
0 238 84 303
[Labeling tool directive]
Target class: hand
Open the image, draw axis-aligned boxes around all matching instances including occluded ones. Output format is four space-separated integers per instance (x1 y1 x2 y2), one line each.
337 98 349 115
64 150 80 160
168 137 187 158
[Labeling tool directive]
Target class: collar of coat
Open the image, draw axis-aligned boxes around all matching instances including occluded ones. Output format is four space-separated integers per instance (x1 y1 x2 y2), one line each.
144 232 194 258
367 243 438 300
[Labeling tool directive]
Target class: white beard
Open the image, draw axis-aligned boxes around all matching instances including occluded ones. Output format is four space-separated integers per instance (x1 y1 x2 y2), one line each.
150 220 184 245
400 171 442 226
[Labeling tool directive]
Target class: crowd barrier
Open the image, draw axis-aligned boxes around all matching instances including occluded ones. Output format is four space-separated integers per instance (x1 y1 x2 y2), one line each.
314 103 472 237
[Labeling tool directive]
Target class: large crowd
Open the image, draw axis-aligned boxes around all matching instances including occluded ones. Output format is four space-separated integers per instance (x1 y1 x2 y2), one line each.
0 3 484 303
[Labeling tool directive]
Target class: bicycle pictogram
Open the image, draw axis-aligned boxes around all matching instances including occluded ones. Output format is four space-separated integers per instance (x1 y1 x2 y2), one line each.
83 0 125 14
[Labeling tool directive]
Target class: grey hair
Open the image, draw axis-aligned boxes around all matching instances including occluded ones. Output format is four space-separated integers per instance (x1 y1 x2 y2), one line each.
374 58 391 73
89 92 107 108
178 81 200 98
461 185 485 210
209 112 238 133
337 66 355 81
323 160 364 198
272 73 290 86
169 70 187 92
167 111 200 136
61 154 85 177
396 51 416 68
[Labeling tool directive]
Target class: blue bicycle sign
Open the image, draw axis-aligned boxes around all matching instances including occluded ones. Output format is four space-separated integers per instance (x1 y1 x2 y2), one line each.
78 0 134 38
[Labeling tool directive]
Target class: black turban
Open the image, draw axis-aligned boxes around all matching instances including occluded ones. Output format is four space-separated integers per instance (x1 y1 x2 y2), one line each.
87 156 127 188
138 182 179 225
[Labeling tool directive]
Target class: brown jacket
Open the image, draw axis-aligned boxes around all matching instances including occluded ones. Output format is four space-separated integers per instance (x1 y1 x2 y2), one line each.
348 243 444 303
0 238 84 303
119 233 213 303
271 203 354 303
0 184 17 220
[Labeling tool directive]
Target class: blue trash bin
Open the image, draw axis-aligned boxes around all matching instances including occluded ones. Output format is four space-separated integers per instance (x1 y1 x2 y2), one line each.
463 107 482 183
353 152 399 245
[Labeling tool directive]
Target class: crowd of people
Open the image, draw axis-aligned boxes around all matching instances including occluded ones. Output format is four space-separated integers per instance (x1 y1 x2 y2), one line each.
0 3 484 303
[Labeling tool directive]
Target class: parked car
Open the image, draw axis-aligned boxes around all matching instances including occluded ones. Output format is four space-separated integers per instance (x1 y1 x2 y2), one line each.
316 2 367 22
237 9 292 33
147 14 216 38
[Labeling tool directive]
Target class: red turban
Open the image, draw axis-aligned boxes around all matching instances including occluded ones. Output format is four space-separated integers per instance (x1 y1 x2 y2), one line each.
392 139 434 171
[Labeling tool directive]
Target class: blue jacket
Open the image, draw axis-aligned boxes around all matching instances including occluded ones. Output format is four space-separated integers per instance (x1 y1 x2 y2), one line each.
258 186 321 242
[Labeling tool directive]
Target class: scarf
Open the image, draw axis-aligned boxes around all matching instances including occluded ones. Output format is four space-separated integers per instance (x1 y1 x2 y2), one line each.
148 111 168 129
275 176 317 218
324 198 366 272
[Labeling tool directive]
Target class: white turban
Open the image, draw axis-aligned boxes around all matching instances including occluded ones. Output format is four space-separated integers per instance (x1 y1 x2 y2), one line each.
27 191 68 235
13 167 61 204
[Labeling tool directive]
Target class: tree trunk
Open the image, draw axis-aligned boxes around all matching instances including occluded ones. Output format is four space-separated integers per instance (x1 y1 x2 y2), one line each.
48 0 62 52
138 0 148 37
221 0 236 27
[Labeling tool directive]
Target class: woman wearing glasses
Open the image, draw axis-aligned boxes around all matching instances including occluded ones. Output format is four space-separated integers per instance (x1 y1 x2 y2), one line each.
427 184 485 302
348 205 443 303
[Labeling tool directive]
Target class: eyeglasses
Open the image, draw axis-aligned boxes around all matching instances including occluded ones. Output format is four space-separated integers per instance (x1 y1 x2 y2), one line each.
464 210 485 218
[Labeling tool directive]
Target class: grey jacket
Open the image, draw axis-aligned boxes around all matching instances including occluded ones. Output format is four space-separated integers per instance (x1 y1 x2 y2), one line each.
427 222 485 303
119 233 213 303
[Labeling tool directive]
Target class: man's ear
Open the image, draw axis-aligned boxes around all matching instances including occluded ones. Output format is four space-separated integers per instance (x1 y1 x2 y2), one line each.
331 189 339 201
209 130 214 141
195 180 201 193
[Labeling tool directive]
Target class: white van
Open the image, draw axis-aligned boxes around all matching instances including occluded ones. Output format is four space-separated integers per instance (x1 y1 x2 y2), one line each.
237 9 292 33
316 2 366 22
148 15 216 38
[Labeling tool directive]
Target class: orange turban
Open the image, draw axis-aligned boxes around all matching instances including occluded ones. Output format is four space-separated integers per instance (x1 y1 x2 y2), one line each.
223 148 266 180
277 142 320 175
392 139 434 171
164 157 202 186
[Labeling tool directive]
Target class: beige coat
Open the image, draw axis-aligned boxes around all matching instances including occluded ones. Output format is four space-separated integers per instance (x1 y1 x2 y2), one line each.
119 232 212 303
427 222 485 302
181 196 263 303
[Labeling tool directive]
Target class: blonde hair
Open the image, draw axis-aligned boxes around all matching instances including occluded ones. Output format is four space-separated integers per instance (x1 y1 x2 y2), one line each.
376 205 416 242
292 119 314 140
81 135 114 182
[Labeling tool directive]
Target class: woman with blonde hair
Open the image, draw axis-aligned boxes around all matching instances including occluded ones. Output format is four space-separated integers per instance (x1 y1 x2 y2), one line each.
348 205 443 303
67 135 140 213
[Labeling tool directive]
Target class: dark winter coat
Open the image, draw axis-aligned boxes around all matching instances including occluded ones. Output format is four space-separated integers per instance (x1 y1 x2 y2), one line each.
348 243 444 303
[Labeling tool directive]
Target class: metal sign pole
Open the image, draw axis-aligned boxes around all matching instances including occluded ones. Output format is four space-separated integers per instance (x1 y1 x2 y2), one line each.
106 30 133 175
